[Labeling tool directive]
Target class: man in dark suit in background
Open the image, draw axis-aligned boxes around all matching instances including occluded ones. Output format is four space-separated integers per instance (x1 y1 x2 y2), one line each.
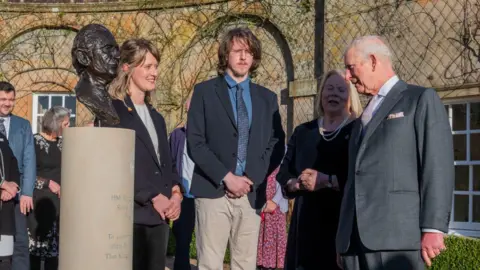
0 82 35 270
187 27 285 270
336 36 454 270
0 131 21 270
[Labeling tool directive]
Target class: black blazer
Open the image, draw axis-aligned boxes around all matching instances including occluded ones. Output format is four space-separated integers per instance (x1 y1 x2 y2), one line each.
112 97 180 226
187 76 285 209
0 133 20 236
336 81 454 253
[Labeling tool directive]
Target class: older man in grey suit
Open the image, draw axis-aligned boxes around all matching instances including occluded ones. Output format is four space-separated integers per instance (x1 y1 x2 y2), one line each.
336 36 454 270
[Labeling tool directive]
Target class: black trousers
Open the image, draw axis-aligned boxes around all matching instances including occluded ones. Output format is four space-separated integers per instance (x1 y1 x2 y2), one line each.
133 223 169 270
342 218 424 270
0 257 11 270
172 198 195 270
13 202 29 270
30 255 57 270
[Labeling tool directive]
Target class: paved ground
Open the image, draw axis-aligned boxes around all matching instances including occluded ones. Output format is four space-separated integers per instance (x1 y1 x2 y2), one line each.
165 257 231 270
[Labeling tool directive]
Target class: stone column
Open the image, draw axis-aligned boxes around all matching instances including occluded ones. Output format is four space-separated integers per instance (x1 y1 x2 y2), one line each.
58 127 135 270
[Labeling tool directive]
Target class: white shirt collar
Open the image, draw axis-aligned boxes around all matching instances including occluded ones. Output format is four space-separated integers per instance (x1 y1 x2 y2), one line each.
377 75 399 97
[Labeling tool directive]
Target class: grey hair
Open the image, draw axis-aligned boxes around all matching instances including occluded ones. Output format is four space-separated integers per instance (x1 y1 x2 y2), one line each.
41 106 71 134
346 35 393 63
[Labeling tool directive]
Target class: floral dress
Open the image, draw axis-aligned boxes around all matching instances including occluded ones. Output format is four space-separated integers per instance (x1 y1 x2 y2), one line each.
257 167 287 268
27 134 62 258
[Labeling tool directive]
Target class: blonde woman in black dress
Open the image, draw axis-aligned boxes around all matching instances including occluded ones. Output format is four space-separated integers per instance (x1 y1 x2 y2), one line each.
277 70 363 270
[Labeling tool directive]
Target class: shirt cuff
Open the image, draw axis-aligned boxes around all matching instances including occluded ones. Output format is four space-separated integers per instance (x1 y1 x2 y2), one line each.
271 182 284 204
422 228 444 234
272 182 288 213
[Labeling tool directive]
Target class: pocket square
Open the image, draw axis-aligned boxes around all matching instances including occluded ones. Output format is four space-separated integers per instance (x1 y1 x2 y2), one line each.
387 112 404 119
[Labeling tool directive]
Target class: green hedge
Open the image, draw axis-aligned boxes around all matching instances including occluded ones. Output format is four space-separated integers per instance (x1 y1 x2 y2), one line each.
430 235 480 270
167 227 479 268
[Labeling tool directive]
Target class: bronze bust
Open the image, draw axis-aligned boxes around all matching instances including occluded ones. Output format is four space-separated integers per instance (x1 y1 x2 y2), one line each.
71 24 120 126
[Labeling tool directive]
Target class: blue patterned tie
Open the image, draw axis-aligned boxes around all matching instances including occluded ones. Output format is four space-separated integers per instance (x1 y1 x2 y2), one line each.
236 85 249 162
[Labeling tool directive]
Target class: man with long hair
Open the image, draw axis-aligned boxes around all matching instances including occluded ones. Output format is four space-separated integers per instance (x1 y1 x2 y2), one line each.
187 27 285 269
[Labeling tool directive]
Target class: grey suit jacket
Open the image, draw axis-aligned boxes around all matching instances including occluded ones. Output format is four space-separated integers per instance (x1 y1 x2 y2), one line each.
9 115 36 197
336 80 454 253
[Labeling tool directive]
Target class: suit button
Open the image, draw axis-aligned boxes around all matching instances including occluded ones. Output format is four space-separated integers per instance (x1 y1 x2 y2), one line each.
161 163 166 168
164 184 168 188
154 171 159 175
355 170 360 175
232 153 236 157
233 133 237 137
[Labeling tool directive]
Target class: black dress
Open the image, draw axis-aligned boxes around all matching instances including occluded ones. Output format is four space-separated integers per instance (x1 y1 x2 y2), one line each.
277 119 354 270
27 134 62 258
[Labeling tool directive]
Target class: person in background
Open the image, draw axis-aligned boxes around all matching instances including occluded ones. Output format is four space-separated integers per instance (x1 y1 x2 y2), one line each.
256 165 288 270
277 69 363 270
0 81 36 270
0 131 21 270
108 38 183 270
28 106 70 270
169 97 196 270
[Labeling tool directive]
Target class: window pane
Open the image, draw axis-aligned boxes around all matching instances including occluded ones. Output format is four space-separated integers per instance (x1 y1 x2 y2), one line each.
474 165 480 191
36 116 43 133
471 102 480 130
65 96 76 115
471 134 480 160
455 166 469 191
452 104 466 131
454 195 469 222
474 196 480 222
37 96 48 114
51 96 62 107
453 134 466 160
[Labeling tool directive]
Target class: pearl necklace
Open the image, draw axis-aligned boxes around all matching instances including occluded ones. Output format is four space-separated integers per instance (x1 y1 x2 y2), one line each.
318 116 349 142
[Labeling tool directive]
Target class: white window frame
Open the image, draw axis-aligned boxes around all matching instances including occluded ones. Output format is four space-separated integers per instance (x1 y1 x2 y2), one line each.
32 93 77 133
444 98 480 237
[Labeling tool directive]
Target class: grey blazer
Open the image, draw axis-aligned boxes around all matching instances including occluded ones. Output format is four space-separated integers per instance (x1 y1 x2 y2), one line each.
336 80 454 253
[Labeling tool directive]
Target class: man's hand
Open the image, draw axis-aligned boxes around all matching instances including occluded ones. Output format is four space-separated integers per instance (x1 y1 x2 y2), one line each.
1 181 19 197
152 193 170 220
263 200 277 213
225 190 238 199
336 253 343 270
20 195 34 215
165 193 182 221
1 191 13 201
223 172 253 198
421 232 446 267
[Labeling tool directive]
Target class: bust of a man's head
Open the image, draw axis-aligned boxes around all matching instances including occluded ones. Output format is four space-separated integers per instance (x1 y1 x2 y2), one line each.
71 24 120 126
72 24 119 83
